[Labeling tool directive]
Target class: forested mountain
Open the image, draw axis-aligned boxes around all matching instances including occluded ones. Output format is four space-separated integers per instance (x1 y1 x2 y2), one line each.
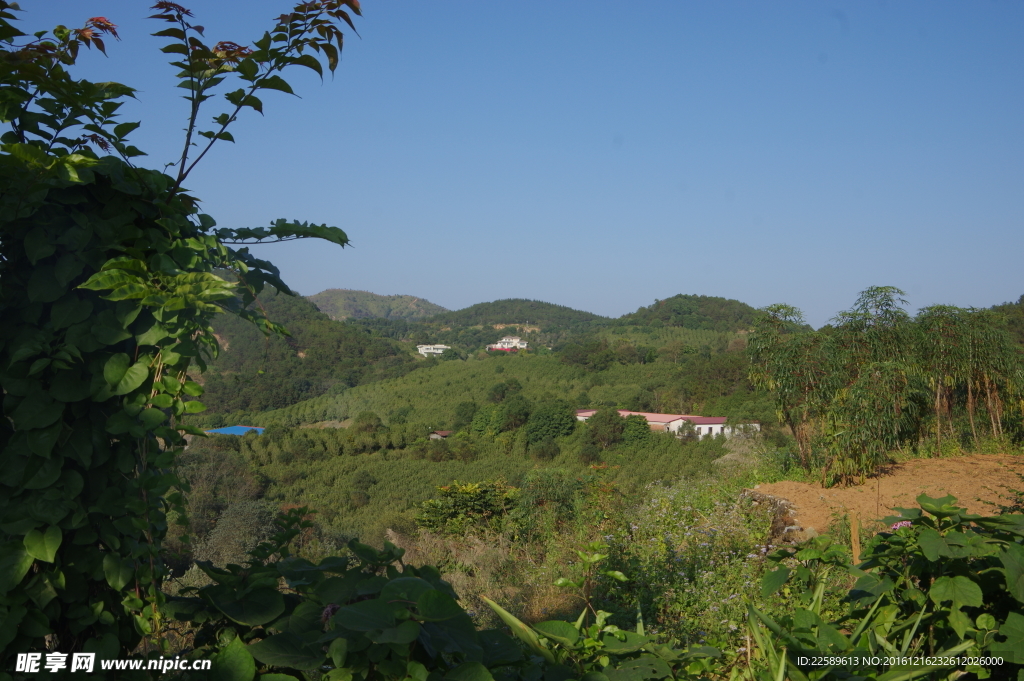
616 294 759 332
195 340 772 432
422 298 608 330
200 289 419 412
307 288 448 320
195 291 768 417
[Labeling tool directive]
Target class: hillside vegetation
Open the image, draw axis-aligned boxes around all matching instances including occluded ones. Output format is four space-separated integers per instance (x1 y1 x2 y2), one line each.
175 286 1024 679
616 293 759 331
422 298 608 329
201 288 419 413
307 288 448 320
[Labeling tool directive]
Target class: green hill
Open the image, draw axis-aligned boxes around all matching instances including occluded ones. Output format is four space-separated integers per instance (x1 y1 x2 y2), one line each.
200 289 419 413
307 289 448 321
423 298 607 330
617 294 759 332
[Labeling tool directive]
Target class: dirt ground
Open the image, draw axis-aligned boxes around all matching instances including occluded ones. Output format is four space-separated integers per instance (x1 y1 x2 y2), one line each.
754 453 1024 534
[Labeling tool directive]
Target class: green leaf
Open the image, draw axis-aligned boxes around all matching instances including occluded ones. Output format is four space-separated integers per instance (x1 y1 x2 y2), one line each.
605 655 673 681
256 75 294 94
328 638 347 668
23 455 64 490
10 395 63 430
602 630 650 654
139 408 166 430
183 400 206 413
24 227 55 264
917 494 961 518
103 554 133 591
51 296 92 329
445 662 493 681
23 526 61 563
333 598 396 631
211 636 256 681
999 543 1024 604
27 421 62 457
370 620 420 644
990 611 1024 664
929 575 983 608
380 577 434 604
113 121 141 139
292 53 323 78
916 527 948 561
0 542 35 594
761 567 791 599
248 632 325 670
480 595 555 664
104 353 131 386
532 620 579 646
237 58 259 80
209 586 285 626
113 361 149 396
417 589 464 622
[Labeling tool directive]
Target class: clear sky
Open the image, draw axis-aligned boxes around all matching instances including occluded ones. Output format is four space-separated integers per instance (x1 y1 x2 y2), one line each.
24 1 1024 327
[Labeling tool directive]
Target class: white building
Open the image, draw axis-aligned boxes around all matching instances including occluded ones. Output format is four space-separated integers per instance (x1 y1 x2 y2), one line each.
574 409 760 439
486 336 529 352
417 344 451 357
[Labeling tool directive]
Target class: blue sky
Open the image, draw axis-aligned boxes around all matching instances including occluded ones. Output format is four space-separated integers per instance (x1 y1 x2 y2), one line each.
25 1 1024 327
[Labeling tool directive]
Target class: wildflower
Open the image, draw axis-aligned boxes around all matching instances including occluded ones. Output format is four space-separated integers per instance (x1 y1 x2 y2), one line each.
321 603 340 626
891 520 913 531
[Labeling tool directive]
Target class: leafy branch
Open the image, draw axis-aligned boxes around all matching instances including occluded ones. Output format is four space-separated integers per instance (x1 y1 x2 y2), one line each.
149 0 362 194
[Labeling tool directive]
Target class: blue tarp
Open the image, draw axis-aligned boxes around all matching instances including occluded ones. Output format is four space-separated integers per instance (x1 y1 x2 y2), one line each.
205 426 265 436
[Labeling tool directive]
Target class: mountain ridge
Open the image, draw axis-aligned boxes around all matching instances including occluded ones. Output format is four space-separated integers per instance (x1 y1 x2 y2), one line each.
308 289 449 321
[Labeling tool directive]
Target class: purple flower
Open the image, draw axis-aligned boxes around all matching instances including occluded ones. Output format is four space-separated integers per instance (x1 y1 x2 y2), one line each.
891 520 913 531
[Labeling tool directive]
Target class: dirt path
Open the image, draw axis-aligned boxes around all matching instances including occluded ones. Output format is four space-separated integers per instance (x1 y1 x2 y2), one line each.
755 453 1024 534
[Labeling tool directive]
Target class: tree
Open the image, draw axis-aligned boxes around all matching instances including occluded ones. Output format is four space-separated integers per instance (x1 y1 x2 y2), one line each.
750 286 1022 486
622 414 653 446
524 399 576 444
452 400 478 430
586 407 626 449
0 0 360 662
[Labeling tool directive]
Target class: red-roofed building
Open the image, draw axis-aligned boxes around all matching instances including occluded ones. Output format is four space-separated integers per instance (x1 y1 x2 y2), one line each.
574 409 758 438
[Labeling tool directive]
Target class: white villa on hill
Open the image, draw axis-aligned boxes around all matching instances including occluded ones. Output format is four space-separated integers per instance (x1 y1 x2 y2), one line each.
416 344 451 357
574 409 759 438
486 336 528 351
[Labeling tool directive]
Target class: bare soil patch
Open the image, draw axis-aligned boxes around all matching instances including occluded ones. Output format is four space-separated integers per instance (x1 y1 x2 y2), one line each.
754 453 1024 535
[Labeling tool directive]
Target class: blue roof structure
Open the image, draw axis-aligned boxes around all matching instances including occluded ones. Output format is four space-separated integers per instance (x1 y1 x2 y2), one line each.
205 425 265 436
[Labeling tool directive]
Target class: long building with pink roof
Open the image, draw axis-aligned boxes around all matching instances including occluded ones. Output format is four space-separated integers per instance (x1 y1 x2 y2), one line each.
574 409 759 438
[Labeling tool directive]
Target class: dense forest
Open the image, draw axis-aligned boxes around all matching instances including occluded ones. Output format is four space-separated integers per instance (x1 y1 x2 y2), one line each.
200 289 419 412
615 293 760 332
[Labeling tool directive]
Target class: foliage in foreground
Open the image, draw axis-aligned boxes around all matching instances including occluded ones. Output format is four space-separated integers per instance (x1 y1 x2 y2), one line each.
0 0 359 671
751 494 1024 680
749 286 1024 485
162 495 1023 681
